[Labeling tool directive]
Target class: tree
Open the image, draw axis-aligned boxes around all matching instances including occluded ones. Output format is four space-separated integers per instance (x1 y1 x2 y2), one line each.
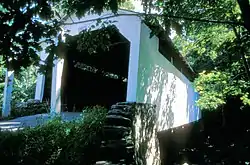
2 0 248 71
0 0 127 71
0 0 128 116
1 0 250 113
0 1 58 71
237 0 250 33
115 0 249 111
161 0 250 110
12 65 37 103
119 0 135 10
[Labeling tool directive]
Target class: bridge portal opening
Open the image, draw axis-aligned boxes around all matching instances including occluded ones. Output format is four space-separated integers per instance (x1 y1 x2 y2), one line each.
60 26 130 112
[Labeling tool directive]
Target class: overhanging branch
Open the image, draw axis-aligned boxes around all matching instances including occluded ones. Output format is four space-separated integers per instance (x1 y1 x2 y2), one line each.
237 0 250 33
232 26 250 80
62 12 244 26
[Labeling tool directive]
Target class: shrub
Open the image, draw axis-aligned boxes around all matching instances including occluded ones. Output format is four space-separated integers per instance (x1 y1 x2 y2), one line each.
0 106 107 165
0 101 49 121
11 101 49 118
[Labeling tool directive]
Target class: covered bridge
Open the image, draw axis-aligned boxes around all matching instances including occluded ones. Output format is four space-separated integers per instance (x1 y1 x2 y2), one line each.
2 9 201 131
2 9 201 165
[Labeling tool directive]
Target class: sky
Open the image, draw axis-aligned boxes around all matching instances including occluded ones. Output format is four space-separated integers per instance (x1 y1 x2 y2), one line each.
131 0 177 39
133 0 144 12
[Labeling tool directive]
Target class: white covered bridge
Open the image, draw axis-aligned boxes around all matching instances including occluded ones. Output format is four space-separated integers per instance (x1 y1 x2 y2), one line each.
2 9 200 129
1 9 201 165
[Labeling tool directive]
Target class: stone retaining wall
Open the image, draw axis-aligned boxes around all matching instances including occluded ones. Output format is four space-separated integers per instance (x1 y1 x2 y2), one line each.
96 102 159 165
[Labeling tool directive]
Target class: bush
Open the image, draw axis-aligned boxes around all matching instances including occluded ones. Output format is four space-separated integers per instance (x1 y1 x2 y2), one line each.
11 101 49 118
0 101 49 121
0 106 107 165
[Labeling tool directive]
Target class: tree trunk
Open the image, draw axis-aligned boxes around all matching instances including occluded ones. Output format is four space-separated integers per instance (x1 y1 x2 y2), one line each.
221 105 226 128
232 26 250 80
237 0 250 33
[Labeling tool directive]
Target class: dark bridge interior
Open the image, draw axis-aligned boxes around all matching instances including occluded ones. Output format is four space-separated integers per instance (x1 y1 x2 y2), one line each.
60 27 130 112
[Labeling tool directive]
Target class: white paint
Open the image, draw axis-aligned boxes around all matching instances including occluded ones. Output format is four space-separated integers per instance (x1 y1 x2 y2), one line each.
35 43 49 101
50 59 64 114
133 0 144 12
38 9 198 119
2 69 14 117
35 32 66 113
63 9 142 102
132 0 160 13
35 74 45 101
50 31 67 114
137 23 200 130
136 23 200 165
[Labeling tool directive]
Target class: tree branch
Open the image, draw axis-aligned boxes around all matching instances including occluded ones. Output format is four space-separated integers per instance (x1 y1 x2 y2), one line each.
55 10 62 20
38 39 54 44
0 61 5 66
232 26 250 80
237 0 250 33
109 41 128 47
62 12 244 26
230 72 245 82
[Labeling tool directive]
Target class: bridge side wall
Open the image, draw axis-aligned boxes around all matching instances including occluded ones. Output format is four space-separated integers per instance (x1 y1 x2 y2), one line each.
135 23 201 165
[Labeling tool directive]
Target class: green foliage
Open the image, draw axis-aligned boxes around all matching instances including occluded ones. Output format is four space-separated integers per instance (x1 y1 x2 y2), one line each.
1 0 249 112
74 21 118 55
58 0 124 18
0 0 60 71
143 2 249 111
0 106 107 165
119 0 135 10
11 102 50 118
194 71 250 110
12 65 37 103
0 0 127 71
160 0 250 110
0 65 37 113
185 26 250 110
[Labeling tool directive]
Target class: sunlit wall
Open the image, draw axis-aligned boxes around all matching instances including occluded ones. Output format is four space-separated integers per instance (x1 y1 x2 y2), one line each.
135 23 201 165
136 23 201 131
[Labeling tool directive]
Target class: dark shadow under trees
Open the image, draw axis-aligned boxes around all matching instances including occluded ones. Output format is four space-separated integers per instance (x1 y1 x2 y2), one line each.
158 97 250 165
